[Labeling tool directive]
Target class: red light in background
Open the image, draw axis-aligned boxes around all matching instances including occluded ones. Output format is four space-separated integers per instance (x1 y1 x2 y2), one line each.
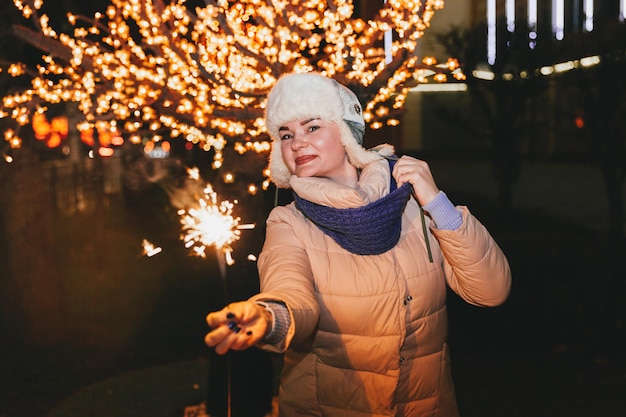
575 115 584 129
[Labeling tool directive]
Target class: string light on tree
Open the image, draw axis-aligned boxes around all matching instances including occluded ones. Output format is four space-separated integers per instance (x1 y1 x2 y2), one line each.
1 0 462 186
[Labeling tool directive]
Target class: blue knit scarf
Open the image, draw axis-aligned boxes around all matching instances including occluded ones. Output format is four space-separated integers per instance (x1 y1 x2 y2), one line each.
293 161 412 255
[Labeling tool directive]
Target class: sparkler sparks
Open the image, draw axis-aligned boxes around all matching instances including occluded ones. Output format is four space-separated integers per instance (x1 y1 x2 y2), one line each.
141 239 162 257
178 183 254 266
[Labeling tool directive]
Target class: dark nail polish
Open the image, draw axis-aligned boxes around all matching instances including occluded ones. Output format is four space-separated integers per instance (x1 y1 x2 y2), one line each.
226 312 235 319
234 326 242 333
227 321 237 330
246 330 252 336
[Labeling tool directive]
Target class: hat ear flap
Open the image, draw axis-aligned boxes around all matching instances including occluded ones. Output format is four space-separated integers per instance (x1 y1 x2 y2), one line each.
338 122 382 168
268 141 292 188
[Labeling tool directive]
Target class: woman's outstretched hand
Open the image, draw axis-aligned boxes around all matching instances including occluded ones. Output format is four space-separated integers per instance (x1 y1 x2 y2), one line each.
205 301 272 355
391 155 440 206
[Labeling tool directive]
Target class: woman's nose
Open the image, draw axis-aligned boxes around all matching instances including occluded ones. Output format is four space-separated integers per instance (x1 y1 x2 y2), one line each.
291 133 308 149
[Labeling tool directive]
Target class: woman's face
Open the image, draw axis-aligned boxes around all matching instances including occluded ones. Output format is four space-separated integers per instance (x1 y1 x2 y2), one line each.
279 118 356 186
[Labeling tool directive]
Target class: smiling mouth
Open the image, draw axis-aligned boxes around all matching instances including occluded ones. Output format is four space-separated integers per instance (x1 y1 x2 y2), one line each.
295 155 316 165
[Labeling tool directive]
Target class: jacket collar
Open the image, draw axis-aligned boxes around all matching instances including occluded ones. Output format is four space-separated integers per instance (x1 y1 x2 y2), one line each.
288 157 392 209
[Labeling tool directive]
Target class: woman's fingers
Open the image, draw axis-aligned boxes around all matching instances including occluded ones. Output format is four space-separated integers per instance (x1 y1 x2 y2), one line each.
392 156 439 205
204 301 268 354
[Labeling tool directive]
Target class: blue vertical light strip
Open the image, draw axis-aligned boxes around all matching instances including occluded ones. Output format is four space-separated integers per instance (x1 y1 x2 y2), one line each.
528 0 538 48
487 0 496 64
506 0 515 32
553 0 565 40
384 0 392 64
528 0 537 28
583 0 594 31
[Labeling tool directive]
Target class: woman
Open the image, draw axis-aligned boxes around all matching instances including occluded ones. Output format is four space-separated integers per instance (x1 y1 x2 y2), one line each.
205 72 512 417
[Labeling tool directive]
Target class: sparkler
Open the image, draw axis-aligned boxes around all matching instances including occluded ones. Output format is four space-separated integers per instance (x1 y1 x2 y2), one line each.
176 176 255 417
178 182 255 266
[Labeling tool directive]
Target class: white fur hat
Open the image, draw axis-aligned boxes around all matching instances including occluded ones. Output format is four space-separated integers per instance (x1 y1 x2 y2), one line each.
265 72 384 188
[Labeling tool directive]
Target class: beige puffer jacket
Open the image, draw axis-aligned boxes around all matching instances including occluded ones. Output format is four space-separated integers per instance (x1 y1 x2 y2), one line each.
252 158 512 417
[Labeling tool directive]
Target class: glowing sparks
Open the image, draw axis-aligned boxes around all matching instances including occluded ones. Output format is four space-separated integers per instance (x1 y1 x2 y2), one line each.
178 183 254 265
141 239 162 257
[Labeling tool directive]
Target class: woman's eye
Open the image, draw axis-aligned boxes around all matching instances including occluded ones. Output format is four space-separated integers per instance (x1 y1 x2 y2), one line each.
280 133 293 140
308 125 320 132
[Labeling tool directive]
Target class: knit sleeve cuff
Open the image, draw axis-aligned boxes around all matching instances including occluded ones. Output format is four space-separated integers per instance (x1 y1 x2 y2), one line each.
255 300 291 346
422 191 463 230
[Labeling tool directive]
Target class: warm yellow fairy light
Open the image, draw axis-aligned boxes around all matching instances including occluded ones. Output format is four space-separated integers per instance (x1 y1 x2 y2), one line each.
223 172 235 183
8 64 26 77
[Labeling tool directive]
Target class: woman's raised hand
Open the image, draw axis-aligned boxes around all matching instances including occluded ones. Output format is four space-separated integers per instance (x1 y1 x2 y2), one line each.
205 301 272 355
391 155 440 206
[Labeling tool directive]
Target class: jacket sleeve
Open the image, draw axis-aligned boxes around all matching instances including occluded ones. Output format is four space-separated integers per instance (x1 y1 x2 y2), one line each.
250 206 320 352
431 206 512 307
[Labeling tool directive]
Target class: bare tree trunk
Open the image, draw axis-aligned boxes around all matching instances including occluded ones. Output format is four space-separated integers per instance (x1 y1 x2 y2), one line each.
0 147 67 346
